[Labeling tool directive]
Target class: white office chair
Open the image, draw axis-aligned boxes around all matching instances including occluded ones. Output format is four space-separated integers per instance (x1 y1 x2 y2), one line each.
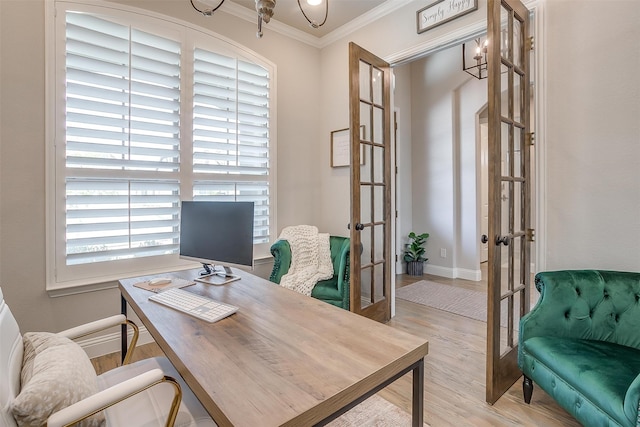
0 287 217 427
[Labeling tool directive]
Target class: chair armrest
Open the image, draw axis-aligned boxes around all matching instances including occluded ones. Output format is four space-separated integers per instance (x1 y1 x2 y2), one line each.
58 314 127 340
47 369 182 427
58 314 140 365
269 239 292 284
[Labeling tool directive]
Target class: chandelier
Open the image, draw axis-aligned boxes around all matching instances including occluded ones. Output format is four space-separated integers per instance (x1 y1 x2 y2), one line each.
190 0 329 38
462 37 488 80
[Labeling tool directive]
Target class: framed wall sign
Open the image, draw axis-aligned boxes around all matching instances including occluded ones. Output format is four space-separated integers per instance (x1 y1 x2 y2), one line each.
331 128 350 167
331 127 365 168
416 0 478 34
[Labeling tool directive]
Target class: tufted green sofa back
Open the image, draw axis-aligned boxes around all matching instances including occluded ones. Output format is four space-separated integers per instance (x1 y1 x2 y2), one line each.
520 270 640 350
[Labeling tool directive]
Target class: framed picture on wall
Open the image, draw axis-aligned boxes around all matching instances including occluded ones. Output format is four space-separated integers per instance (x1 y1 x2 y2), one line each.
331 128 350 167
330 127 366 168
416 0 478 34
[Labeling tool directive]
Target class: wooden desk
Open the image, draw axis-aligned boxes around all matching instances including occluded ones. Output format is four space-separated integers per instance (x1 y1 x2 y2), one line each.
119 268 428 426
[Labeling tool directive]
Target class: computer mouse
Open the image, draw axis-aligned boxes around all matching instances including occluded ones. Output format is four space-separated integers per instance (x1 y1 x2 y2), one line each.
149 278 172 286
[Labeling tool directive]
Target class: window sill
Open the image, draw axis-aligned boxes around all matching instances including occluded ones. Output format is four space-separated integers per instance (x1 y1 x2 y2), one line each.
47 256 274 297
47 263 201 297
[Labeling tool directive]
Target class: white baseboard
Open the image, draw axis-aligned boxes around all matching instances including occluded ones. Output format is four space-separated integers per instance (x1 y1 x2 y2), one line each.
77 326 155 359
424 264 455 278
424 265 482 282
456 268 482 282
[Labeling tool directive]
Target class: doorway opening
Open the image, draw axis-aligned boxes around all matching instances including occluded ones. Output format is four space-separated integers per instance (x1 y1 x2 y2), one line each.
392 36 537 285
393 41 493 284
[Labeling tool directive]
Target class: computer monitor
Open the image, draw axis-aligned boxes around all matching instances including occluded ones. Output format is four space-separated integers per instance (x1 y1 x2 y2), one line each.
179 201 254 285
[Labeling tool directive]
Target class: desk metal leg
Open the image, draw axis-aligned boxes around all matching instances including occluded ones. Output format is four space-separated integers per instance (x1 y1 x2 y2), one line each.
313 358 425 426
412 358 424 427
121 294 127 364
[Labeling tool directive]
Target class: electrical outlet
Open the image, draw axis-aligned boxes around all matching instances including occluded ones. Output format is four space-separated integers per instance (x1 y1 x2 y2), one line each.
440 248 446 258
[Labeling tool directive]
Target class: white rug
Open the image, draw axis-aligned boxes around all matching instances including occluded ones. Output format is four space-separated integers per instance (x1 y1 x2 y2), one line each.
396 280 537 328
329 394 429 427
396 280 488 321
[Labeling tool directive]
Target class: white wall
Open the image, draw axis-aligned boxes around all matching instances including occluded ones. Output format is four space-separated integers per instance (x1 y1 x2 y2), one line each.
0 0 321 334
454 68 486 278
393 64 414 273
543 0 640 270
403 47 486 280
317 41 351 235
409 50 457 273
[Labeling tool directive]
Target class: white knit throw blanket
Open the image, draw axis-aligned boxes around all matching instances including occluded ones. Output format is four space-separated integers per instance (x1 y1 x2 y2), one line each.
279 225 333 296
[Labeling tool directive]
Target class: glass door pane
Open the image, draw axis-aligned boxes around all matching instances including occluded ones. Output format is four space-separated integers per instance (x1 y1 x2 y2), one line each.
486 0 531 404
349 43 391 322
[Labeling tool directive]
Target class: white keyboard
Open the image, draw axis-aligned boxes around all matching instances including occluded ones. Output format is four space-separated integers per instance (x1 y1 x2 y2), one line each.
149 288 238 323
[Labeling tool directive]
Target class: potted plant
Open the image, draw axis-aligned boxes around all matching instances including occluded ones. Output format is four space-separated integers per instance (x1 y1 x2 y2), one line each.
403 232 429 276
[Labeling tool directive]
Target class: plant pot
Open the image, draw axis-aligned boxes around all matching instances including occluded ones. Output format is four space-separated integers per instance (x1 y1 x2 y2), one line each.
406 261 424 276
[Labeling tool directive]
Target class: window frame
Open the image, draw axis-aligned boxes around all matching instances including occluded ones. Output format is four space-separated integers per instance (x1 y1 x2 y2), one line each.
46 1 277 293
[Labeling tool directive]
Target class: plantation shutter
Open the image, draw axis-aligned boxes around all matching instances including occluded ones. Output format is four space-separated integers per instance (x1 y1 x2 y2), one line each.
64 12 181 265
192 49 271 244
51 4 276 288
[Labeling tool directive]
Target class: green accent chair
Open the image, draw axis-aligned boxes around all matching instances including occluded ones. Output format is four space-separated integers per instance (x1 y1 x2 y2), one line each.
269 236 350 310
519 270 640 427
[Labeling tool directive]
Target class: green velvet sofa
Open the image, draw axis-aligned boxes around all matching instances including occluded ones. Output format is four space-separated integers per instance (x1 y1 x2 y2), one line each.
269 236 351 310
519 270 640 427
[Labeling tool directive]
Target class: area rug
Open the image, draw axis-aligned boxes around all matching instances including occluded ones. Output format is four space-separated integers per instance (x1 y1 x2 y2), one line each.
396 280 488 322
396 280 536 327
328 394 429 427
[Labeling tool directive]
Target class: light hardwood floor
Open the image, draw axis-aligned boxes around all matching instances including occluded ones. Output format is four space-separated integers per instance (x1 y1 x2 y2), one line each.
93 271 579 427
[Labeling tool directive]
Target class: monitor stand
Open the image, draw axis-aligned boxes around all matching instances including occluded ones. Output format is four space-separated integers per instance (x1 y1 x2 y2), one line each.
195 264 241 286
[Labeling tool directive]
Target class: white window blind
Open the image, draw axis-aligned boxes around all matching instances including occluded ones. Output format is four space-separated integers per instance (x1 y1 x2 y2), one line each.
51 4 276 288
65 179 181 265
61 11 182 278
65 13 181 172
193 49 270 176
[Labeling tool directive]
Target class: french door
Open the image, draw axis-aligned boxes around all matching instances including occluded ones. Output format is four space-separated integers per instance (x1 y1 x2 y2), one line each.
485 0 532 404
348 42 392 323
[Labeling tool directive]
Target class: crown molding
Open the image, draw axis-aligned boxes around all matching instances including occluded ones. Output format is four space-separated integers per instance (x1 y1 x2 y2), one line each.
223 1 324 48
317 0 414 48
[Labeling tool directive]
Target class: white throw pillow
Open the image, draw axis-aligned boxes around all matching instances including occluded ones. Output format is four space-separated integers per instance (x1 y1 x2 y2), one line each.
10 332 104 427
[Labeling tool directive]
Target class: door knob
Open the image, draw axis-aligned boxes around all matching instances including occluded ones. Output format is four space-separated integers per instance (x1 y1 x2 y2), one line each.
496 236 510 246
481 234 488 244
355 223 364 231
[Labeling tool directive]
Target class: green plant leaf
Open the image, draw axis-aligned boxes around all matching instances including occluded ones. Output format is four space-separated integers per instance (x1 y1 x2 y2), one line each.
403 231 429 263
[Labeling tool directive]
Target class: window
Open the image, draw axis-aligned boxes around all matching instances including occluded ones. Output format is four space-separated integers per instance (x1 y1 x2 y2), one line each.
50 3 276 289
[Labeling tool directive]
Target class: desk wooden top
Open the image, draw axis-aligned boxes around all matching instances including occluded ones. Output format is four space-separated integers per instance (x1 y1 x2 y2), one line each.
119 268 428 427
